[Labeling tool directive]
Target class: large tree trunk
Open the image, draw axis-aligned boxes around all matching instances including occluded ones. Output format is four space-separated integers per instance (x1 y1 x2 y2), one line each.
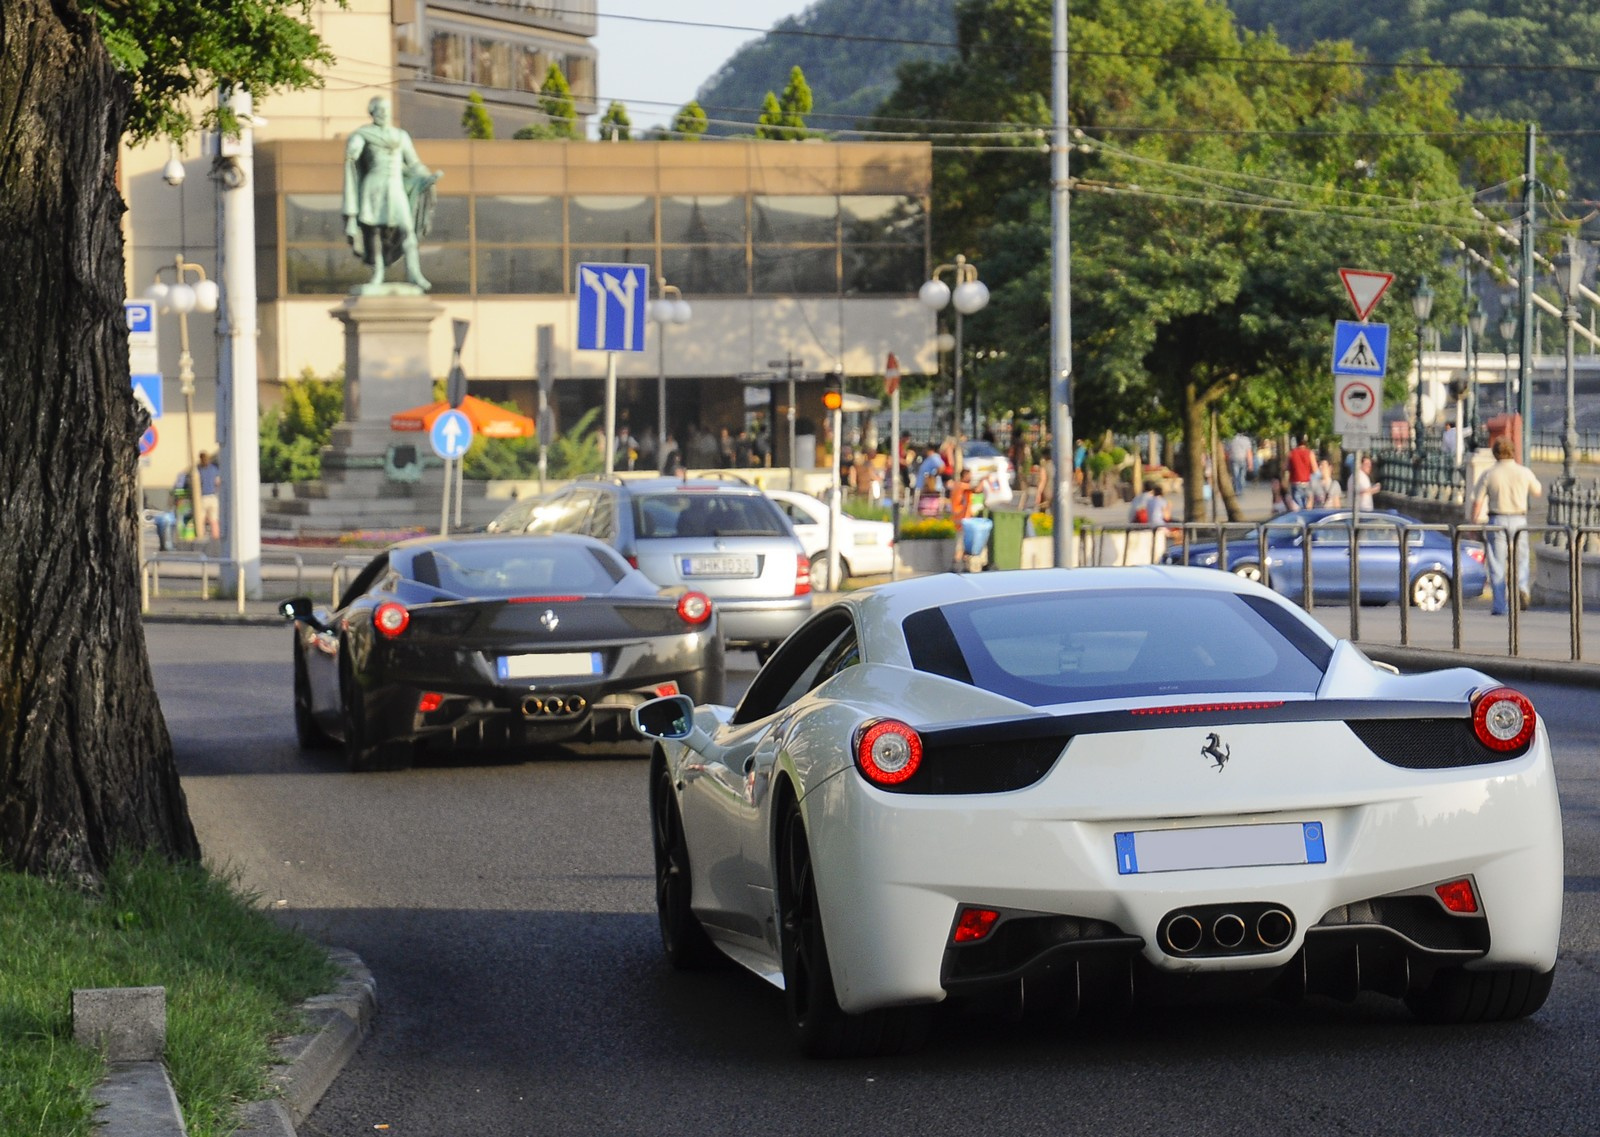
0 0 199 877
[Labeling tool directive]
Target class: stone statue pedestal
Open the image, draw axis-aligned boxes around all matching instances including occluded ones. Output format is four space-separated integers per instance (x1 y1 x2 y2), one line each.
264 293 467 535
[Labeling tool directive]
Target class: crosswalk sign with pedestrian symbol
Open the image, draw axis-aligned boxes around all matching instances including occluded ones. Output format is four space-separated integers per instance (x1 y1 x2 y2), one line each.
1331 319 1389 376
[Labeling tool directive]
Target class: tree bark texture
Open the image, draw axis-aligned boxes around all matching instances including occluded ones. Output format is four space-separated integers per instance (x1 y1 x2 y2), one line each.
0 0 199 876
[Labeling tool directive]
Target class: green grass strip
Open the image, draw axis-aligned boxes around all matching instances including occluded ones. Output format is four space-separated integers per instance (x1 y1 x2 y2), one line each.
0 854 339 1137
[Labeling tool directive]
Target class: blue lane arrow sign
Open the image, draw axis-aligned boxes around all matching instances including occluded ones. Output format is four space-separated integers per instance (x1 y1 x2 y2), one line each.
430 408 474 460
1332 320 1389 377
575 262 648 352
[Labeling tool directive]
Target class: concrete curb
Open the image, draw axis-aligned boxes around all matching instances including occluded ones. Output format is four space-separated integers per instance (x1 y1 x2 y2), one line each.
92 949 375 1137
230 948 377 1136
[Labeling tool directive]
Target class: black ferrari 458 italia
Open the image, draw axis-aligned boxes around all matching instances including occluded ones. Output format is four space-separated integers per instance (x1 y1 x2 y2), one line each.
282 533 725 770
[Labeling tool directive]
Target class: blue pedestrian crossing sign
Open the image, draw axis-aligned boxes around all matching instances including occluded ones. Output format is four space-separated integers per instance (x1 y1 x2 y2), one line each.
575 263 648 352
430 408 474 460
1332 320 1389 376
131 372 163 419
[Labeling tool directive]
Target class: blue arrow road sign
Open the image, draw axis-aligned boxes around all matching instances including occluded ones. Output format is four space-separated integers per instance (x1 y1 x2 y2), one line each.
576 263 648 352
430 409 474 460
132 373 163 419
1332 320 1389 376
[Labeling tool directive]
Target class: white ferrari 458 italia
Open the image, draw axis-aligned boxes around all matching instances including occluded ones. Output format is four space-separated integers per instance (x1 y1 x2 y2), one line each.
632 567 1561 1057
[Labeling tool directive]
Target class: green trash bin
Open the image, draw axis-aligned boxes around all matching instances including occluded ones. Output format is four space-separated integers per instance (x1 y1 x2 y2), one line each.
989 509 1030 570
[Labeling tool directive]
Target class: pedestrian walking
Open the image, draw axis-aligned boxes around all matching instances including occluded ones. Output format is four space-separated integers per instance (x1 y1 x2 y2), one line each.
1286 437 1316 509
1348 455 1379 511
949 469 975 571
1226 432 1254 495
1470 438 1543 615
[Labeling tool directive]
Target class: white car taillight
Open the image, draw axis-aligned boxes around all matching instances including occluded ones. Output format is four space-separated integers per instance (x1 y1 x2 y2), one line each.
1472 686 1535 752
795 553 811 596
855 719 922 786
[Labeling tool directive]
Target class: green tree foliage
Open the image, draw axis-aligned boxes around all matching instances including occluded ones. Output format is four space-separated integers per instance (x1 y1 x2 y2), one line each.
258 369 344 482
757 66 816 139
1230 0 1594 198
599 101 633 141
88 0 334 142
672 100 709 140
696 0 956 135
515 64 579 139
880 0 1528 521
461 91 495 139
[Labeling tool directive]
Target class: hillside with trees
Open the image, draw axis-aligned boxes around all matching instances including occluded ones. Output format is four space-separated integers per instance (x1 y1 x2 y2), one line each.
695 0 955 134
1228 0 1600 200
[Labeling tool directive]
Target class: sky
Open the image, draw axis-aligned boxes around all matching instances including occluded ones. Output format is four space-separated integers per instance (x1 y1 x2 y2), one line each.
590 1 812 132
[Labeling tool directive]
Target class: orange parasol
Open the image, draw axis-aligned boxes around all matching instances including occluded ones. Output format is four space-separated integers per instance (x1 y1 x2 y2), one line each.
389 394 536 439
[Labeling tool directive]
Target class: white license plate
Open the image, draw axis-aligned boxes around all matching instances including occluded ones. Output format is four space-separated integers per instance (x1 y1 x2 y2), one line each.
681 554 756 577
496 652 602 680
1114 821 1326 875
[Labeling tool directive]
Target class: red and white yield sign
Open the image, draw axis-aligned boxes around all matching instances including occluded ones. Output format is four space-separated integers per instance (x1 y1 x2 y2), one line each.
1338 268 1394 322
884 352 901 396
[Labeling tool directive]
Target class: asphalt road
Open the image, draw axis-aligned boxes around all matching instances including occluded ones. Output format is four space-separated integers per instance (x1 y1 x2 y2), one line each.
149 624 1600 1137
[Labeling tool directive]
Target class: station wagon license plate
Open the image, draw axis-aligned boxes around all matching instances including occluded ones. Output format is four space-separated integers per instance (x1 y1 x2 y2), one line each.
1113 821 1327 875
681 554 757 577
497 652 602 680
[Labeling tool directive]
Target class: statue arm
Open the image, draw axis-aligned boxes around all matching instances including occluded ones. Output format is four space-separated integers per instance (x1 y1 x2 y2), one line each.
342 131 366 222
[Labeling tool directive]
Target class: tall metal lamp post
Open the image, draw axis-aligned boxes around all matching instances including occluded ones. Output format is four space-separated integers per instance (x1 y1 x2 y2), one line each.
1499 306 1517 424
1411 275 1435 457
1468 296 1487 449
919 255 989 442
147 257 219 539
1557 234 1593 481
648 277 692 463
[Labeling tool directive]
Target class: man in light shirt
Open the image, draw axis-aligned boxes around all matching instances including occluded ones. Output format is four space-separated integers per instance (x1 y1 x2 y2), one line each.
1470 438 1544 614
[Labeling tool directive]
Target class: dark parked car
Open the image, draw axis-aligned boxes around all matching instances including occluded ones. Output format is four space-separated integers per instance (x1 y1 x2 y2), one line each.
1161 509 1487 611
486 476 812 656
282 533 725 770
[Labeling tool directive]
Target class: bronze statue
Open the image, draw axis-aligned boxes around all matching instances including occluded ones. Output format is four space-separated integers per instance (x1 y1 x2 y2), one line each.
342 96 441 291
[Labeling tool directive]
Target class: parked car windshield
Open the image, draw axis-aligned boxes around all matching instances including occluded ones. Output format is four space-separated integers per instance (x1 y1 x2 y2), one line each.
902 588 1331 705
634 492 788 539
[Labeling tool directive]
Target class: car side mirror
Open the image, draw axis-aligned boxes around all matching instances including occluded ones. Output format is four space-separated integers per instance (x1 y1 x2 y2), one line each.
279 596 328 631
633 694 696 740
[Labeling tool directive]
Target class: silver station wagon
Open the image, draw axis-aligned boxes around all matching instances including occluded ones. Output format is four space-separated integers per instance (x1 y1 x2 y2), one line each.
487 476 812 657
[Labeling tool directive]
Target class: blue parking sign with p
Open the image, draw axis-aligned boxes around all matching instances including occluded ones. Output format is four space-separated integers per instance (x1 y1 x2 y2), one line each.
576 263 648 352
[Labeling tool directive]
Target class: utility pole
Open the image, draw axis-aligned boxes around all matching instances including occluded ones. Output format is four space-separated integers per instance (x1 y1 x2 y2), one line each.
766 353 804 488
1050 0 1074 567
1518 123 1537 463
218 86 263 599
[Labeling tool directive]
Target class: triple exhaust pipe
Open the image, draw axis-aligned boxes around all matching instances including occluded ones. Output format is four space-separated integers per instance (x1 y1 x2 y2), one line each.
1161 904 1294 956
521 694 588 718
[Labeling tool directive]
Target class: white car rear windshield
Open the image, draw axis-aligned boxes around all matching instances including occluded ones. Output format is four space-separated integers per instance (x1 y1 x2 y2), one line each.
903 589 1331 705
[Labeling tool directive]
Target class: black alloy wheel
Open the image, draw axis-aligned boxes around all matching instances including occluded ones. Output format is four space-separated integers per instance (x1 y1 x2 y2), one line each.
650 761 720 968
776 799 929 1058
293 648 335 750
339 650 412 772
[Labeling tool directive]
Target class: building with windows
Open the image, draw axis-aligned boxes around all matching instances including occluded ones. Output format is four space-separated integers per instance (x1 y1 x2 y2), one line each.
122 1 934 492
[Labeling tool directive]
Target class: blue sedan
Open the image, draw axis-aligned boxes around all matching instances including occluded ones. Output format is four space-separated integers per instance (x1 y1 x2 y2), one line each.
1161 509 1487 611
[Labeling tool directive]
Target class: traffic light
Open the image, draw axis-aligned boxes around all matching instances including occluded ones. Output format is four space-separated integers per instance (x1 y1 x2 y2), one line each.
822 371 843 411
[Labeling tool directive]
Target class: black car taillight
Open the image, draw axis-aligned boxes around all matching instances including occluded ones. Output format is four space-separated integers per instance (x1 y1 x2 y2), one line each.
676 591 712 624
373 601 410 638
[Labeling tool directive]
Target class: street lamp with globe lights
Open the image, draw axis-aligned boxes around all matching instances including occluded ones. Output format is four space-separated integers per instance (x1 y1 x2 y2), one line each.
1499 305 1517 424
147 256 219 541
648 278 692 460
919 255 989 442
1468 296 1487 450
1411 275 1435 457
